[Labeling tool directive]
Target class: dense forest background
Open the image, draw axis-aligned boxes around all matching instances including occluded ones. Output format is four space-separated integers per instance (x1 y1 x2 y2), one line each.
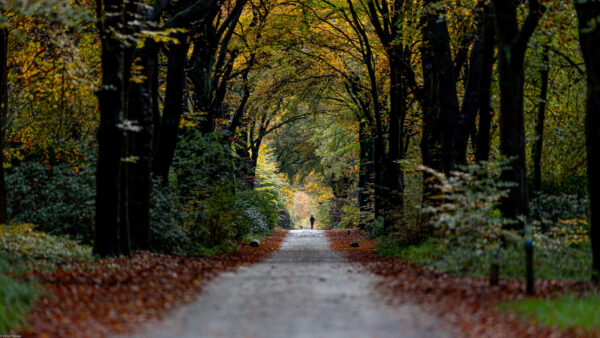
1 0 600 290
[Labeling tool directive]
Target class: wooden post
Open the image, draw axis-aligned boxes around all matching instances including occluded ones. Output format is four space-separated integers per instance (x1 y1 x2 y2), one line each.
525 240 534 294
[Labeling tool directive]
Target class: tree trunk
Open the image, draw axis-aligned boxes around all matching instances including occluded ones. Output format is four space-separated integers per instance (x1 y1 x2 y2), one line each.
152 38 189 181
381 45 406 231
492 0 544 228
532 46 549 192
424 0 463 172
188 12 219 134
573 0 600 281
461 2 487 157
475 3 495 163
358 119 374 229
0 27 8 224
127 41 158 250
94 0 126 257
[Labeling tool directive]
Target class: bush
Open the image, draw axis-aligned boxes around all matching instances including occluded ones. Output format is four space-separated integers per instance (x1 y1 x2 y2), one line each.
530 193 588 228
191 187 241 248
149 180 188 255
0 224 92 261
7 161 95 243
420 162 514 260
339 203 360 229
277 207 293 229
366 217 385 239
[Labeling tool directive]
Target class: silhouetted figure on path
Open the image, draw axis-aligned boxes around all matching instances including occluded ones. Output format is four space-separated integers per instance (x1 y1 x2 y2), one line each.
310 215 315 229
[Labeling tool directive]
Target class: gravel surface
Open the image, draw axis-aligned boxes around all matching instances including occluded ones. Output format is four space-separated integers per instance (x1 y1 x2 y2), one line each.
129 230 453 338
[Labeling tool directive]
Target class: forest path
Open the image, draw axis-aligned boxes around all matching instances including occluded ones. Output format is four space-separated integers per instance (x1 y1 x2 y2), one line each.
129 229 452 338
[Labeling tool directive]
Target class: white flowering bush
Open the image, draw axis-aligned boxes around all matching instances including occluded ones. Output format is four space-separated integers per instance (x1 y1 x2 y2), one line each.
420 162 515 258
236 200 270 234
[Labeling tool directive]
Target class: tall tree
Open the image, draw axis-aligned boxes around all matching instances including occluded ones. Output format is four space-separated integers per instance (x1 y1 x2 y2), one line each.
474 2 495 163
94 0 129 256
362 0 413 229
152 36 190 181
0 25 7 224
573 0 600 281
532 46 549 192
491 0 544 228
126 3 165 250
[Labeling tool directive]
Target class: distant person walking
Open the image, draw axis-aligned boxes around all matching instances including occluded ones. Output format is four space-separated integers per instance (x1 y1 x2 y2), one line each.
310 215 315 229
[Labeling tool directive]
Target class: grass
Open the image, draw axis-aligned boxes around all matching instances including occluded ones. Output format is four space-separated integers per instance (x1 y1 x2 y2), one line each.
377 237 593 281
0 254 41 333
0 223 93 332
497 296 600 333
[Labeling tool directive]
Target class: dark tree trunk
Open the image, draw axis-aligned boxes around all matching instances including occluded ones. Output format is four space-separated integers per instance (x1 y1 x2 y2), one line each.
492 0 544 228
152 38 190 182
358 119 374 229
461 3 487 157
127 41 158 250
188 7 220 134
94 0 126 257
381 45 406 230
532 46 549 192
573 0 600 281
420 17 443 211
422 0 463 173
0 27 8 224
475 3 495 163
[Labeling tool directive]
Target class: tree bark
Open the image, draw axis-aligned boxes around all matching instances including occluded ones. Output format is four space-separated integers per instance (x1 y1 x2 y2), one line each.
94 0 127 257
358 118 374 229
127 41 158 250
0 27 8 224
461 2 487 158
492 0 544 228
422 0 463 173
532 46 549 192
152 37 190 181
475 3 495 163
573 0 600 281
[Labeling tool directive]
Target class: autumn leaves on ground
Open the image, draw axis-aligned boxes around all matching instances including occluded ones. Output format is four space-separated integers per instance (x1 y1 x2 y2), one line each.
328 230 599 338
13 228 598 337
21 230 287 337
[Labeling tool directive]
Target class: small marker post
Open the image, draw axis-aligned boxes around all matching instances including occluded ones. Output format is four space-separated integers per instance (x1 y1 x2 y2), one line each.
525 239 534 294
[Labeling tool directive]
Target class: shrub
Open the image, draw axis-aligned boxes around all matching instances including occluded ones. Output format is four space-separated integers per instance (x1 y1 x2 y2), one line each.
6 162 95 243
0 224 92 261
149 180 188 255
277 207 293 229
340 203 360 229
366 216 385 239
530 193 588 229
420 162 514 259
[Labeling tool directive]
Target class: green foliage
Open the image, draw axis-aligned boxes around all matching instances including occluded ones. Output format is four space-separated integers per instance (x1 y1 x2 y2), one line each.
0 224 92 261
339 203 360 229
530 193 589 228
366 216 385 239
192 187 241 248
6 161 96 244
236 189 278 234
379 235 592 281
0 254 40 333
420 162 514 260
277 208 294 229
172 130 237 201
148 180 188 255
378 162 593 280
498 296 600 333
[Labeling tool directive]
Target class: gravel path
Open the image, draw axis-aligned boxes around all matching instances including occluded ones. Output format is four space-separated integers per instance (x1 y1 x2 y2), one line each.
130 230 452 338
